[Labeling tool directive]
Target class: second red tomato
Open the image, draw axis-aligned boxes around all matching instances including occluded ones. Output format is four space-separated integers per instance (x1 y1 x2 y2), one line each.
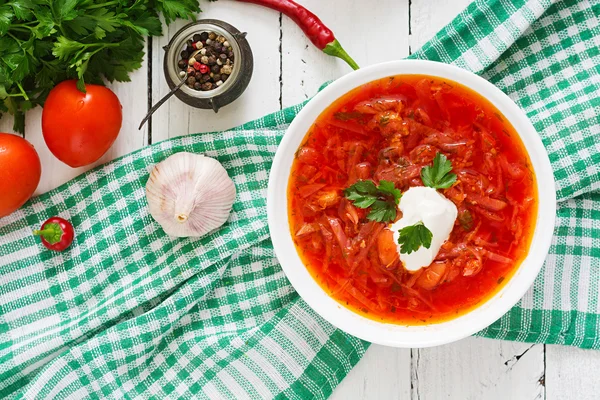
42 80 123 168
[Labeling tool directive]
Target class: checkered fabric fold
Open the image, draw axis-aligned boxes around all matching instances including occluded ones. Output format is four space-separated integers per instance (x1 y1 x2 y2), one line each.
1 0 599 398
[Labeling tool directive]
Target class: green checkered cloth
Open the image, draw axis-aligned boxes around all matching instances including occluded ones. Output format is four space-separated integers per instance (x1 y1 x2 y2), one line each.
1 0 599 397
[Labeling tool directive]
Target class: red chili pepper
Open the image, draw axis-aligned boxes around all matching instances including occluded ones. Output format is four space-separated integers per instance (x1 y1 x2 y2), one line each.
234 0 359 70
33 216 74 251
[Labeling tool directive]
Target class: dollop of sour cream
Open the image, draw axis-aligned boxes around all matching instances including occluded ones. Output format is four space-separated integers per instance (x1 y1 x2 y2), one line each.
391 186 458 272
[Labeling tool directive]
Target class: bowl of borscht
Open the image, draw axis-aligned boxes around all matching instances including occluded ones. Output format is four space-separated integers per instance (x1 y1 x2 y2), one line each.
267 60 556 348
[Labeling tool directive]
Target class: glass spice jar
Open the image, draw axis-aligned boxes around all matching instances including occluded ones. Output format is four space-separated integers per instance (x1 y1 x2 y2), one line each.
163 19 253 112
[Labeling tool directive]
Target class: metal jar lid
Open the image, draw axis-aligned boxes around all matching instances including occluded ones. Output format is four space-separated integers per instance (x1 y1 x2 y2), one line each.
163 19 254 112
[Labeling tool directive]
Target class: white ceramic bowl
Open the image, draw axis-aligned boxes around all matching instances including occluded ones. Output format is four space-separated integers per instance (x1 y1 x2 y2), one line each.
267 60 556 348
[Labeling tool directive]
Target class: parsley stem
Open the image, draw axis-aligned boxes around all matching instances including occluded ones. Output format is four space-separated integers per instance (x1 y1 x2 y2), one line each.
86 1 119 9
5 93 28 98
125 0 144 12
84 42 121 48
6 32 22 43
9 27 32 33
11 23 35 28
16 82 29 101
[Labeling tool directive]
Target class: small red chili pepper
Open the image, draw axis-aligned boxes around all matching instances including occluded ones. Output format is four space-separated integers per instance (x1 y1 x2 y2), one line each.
233 0 359 70
33 216 74 251
199 64 210 74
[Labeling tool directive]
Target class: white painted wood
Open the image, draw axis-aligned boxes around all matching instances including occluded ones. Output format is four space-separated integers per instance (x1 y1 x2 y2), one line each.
331 346 411 400
409 0 472 52
23 50 149 195
281 0 410 107
150 1 281 142
412 337 545 400
546 345 600 400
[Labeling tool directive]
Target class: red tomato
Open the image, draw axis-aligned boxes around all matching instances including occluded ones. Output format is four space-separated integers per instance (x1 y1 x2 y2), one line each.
0 133 41 218
42 80 123 168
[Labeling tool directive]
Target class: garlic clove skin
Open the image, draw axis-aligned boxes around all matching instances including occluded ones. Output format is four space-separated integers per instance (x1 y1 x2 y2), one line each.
146 152 236 238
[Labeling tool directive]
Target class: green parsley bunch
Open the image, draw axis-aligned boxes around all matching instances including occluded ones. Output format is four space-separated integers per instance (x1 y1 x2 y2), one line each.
0 0 201 133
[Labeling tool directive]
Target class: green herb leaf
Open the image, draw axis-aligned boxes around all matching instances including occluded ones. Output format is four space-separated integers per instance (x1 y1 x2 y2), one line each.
53 0 78 23
351 195 377 209
344 179 401 223
11 54 31 82
367 200 397 223
0 6 14 36
52 36 85 61
421 152 457 189
376 180 402 205
76 77 86 93
33 11 57 39
13 110 24 134
345 180 376 197
397 221 433 254
11 2 34 20
156 0 200 24
125 12 164 37
344 180 377 207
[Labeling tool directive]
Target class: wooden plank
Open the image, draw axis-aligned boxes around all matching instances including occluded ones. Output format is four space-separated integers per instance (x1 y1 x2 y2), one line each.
150 2 281 142
23 48 149 195
331 346 411 400
281 0 410 107
546 345 600 400
412 337 545 400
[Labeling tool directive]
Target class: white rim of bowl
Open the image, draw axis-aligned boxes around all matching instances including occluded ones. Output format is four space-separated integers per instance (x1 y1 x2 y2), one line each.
267 60 556 348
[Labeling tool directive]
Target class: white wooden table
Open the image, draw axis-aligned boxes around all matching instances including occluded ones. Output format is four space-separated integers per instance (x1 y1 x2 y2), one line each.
4 0 600 398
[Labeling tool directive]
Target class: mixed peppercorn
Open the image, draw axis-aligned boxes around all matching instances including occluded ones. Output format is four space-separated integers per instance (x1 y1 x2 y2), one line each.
177 31 235 92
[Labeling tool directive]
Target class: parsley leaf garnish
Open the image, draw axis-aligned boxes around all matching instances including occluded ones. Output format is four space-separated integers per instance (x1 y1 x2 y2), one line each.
421 153 457 189
397 221 433 254
367 200 398 222
345 180 377 207
344 180 401 223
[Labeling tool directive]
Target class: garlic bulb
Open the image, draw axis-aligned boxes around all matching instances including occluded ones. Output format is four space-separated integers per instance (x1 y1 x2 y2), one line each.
146 152 236 237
